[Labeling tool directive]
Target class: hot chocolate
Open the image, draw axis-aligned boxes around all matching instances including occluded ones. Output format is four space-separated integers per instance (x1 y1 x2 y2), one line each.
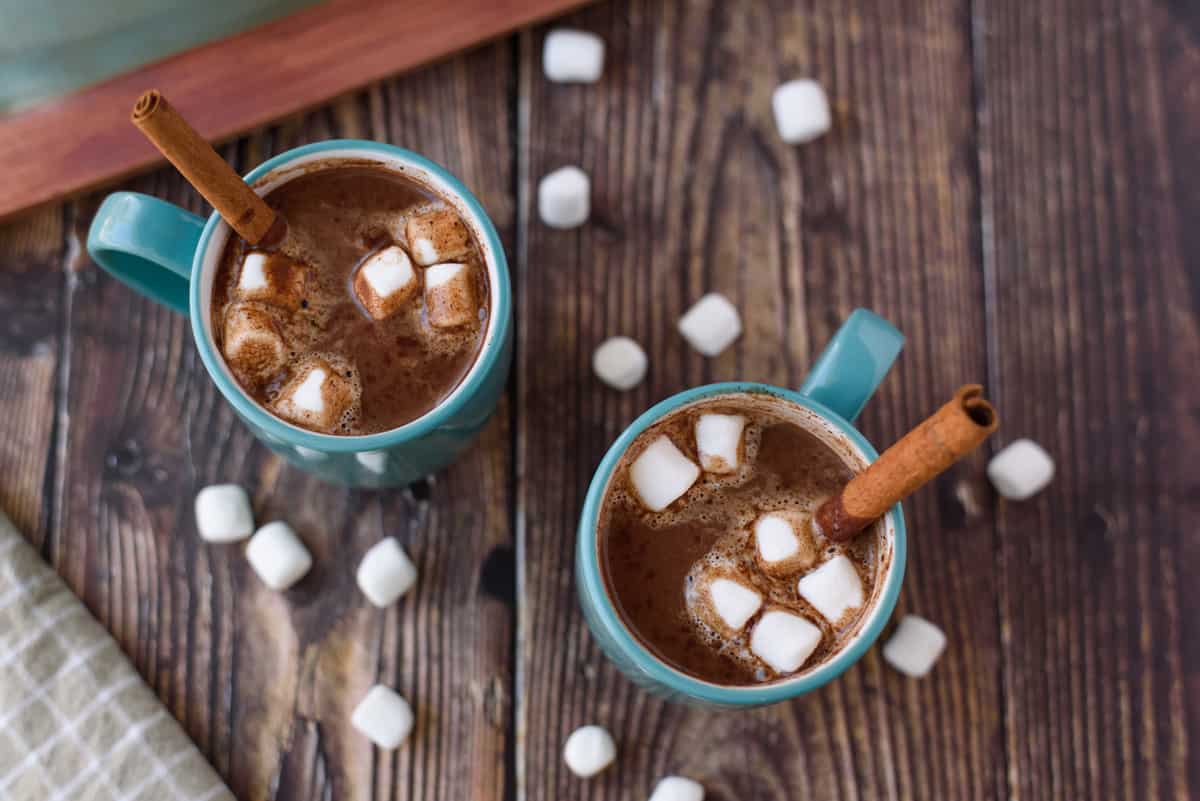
211 163 489 435
598 393 887 685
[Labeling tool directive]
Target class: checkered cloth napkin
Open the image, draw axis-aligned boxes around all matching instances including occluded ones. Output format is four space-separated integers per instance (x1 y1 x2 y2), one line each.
0 512 235 801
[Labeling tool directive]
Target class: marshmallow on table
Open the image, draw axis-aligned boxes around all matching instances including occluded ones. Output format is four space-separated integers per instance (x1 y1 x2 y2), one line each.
797 554 864 624
648 776 706 801
223 302 287 384
537 166 590 229
237 251 309 311
753 512 817 576
543 29 605 83
694 413 745 473
406 208 472 267
593 336 648 390
678 294 741 356
245 521 312 591
704 576 762 632
772 79 832 144
272 356 360 433
357 538 417 608
750 609 822 674
563 724 616 778
194 484 254 543
629 435 700 512
882 615 947 678
353 245 418 320
987 438 1055 500
424 262 477 329
352 685 414 749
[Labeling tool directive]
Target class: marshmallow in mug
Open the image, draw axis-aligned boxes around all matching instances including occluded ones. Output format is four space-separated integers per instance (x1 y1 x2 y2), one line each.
271 355 361 433
353 245 418 320
797 554 864 624
628 435 700 512
753 512 817 576
222 302 287 383
750 609 823 674
424 263 476 329
236 251 310 311
694 412 746 473
406 208 473 267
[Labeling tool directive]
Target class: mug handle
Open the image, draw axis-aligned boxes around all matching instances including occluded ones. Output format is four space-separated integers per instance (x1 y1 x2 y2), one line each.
799 309 905 423
86 192 205 315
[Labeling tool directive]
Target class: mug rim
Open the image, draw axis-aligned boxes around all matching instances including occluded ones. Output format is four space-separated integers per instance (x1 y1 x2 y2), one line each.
576 381 908 705
189 139 512 452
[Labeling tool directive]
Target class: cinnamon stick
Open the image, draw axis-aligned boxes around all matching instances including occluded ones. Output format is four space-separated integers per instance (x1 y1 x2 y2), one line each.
131 90 281 245
815 384 999 541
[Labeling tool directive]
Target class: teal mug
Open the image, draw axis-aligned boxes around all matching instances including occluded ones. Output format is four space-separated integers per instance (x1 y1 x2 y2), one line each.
87 140 512 487
576 309 907 706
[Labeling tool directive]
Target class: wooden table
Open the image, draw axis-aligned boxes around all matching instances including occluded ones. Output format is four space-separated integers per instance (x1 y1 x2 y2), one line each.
1 1 1196 799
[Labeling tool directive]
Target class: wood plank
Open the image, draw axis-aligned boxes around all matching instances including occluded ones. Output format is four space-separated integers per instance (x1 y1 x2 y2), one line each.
0 207 67 543
45 42 516 800
976 1 1199 798
516 2 998 800
0 0 588 222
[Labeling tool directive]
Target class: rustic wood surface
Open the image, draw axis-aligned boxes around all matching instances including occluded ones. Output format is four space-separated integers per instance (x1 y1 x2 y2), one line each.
0 1 1196 800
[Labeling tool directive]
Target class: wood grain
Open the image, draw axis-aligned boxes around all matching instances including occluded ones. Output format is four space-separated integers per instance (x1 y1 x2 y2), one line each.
0 1 1196 800
975 0 1199 798
516 2 1001 800
0 0 587 222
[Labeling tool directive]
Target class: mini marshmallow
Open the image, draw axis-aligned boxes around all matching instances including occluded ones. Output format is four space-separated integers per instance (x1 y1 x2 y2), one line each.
351 685 414 749
593 336 647 390
678 294 741 356
750 609 822 674
797 554 864 624
629 435 700 512
706 577 762 631
354 246 418 320
237 251 309 310
753 512 817 575
537 166 590 229
357 538 417 608
272 357 360 433
563 725 616 778
406 208 472 267
223 303 287 383
694 413 745 473
543 29 605 83
648 776 705 801
356 450 388 475
772 79 832 144
245 521 312 591
424 262 476 328
987 438 1055 500
194 484 254 543
882 615 947 678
